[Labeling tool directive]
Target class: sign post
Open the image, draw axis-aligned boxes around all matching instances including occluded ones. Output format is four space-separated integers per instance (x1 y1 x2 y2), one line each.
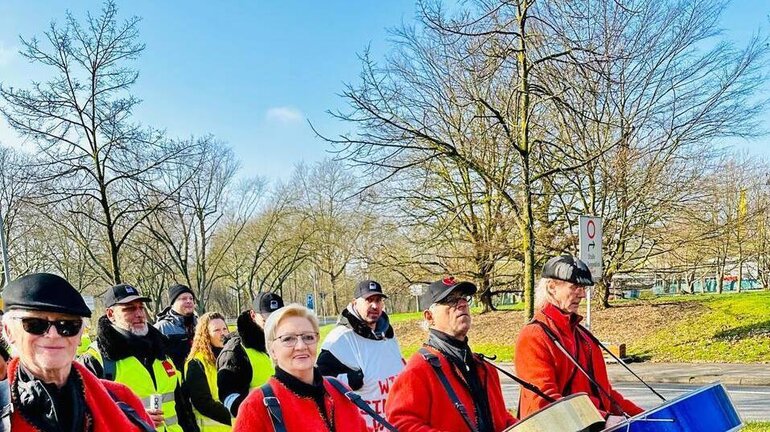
579 216 603 330
409 284 426 312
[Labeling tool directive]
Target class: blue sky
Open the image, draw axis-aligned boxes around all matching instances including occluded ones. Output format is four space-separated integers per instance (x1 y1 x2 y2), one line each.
0 1 768 182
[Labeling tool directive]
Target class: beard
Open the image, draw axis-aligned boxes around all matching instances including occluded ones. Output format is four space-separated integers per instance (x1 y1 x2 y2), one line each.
129 323 149 336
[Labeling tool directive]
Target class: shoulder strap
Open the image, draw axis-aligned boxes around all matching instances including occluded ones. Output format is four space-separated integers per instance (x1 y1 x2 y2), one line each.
419 348 478 432
102 356 117 381
260 382 287 432
106 389 155 432
325 377 398 432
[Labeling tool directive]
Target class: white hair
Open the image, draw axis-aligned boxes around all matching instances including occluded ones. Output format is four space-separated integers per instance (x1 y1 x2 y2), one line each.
534 278 554 310
420 303 438 332
263 303 320 362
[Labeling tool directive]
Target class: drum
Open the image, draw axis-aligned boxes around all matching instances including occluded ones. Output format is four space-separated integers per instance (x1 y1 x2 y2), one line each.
505 393 605 432
602 383 742 432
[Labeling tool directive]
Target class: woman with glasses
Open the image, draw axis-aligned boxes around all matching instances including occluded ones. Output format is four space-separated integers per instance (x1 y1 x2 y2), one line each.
185 312 232 431
233 304 367 432
1 273 155 432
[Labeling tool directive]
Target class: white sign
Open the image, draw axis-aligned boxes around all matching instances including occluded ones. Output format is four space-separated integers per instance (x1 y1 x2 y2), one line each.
408 284 426 296
82 295 95 312
579 215 602 281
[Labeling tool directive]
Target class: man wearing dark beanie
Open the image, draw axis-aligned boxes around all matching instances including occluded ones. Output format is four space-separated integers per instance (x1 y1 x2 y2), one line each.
155 283 198 370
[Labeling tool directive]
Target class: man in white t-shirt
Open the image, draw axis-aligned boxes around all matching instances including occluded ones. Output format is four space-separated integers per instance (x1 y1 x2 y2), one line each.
317 280 405 432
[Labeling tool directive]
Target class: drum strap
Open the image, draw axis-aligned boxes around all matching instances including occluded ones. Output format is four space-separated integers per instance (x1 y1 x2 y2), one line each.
325 377 398 432
260 383 287 432
531 320 628 416
419 348 479 432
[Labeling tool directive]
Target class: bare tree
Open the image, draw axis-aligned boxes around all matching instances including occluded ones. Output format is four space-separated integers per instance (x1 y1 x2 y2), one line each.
0 1 189 284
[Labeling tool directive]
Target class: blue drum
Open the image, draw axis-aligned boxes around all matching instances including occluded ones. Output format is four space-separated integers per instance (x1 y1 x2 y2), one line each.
603 383 742 432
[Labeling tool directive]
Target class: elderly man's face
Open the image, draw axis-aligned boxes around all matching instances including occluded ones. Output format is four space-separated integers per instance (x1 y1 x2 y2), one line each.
549 279 588 314
425 290 473 340
107 300 149 336
3 311 83 377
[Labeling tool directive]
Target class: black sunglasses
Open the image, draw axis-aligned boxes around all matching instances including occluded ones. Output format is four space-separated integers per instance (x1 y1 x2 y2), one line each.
13 317 83 337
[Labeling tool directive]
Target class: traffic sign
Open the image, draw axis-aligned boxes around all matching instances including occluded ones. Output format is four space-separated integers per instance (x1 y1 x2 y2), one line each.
306 293 315 310
579 215 602 281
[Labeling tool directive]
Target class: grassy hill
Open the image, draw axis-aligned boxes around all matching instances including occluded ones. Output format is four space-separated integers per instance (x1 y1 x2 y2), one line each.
321 290 770 363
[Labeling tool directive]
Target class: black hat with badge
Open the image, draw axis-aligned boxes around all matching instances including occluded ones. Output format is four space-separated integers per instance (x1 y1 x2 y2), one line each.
354 280 389 299
253 291 284 314
426 277 477 305
541 255 594 286
3 273 92 317
104 283 152 308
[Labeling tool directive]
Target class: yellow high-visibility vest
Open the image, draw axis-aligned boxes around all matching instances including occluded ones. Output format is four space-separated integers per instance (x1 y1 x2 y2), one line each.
244 347 273 389
185 353 232 432
86 344 183 432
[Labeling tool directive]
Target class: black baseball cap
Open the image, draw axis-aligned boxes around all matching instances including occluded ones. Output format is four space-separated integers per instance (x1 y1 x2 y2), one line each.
253 292 284 314
426 277 477 304
353 280 388 299
541 255 594 286
104 283 151 308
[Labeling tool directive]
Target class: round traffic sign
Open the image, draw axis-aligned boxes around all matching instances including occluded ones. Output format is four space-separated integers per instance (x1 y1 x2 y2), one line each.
587 220 596 239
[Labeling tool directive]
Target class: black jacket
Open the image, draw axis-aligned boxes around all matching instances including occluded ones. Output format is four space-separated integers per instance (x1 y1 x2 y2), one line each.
216 311 268 416
316 307 395 390
184 347 231 426
154 307 197 372
79 315 200 432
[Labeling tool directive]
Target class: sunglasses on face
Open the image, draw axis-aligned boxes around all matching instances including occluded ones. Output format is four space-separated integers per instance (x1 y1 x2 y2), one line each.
273 332 320 347
437 294 472 307
13 317 84 337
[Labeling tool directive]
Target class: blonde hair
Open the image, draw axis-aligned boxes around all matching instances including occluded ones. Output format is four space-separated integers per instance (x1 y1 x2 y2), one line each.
187 312 227 366
263 303 319 361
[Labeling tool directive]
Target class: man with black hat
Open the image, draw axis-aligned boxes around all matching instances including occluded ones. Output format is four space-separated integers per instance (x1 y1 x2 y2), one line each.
317 280 404 431
386 277 517 432
515 254 643 427
216 291 283 417
2 273 154 431
80 283 199 432
155 283 198 370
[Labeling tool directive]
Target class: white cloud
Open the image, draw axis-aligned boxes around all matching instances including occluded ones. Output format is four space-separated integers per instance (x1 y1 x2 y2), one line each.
265 106 303 124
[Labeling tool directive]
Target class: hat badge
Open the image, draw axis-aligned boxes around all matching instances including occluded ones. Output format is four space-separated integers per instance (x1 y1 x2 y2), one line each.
442 277 456 286
125 286 136 294
369 282 377 291
270 300 278 309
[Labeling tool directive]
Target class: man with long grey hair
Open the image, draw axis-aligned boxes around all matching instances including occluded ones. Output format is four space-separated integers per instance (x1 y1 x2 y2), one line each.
515 255 643 427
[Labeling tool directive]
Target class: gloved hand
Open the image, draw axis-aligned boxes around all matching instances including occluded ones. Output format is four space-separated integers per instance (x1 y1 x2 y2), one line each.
347 369 365 390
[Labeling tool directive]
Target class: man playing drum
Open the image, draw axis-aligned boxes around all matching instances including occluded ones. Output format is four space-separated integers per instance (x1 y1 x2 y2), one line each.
515 255 644 428
386 277 517 432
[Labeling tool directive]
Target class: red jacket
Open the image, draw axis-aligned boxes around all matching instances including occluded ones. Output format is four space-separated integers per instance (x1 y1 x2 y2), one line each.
233 376 368 432
515 303 644 418
385 345 517 432
8 358 154 432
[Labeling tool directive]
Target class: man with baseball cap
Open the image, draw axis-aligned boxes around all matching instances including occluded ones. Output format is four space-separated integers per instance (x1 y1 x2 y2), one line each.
387 277 517 432
216 291 283 416
515 255 643 427
2 273 154 431
154 284 198 370
317 280 404 431
80 283 199 432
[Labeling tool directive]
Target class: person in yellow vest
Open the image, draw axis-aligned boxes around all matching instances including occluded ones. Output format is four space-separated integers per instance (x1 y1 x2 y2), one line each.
184 312 231 431
217 292 283 417
79 283 199 432
77 326 92 356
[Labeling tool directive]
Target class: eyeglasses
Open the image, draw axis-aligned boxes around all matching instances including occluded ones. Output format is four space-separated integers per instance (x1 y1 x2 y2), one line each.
438 294 472 307
12 317 83 337
273 332 320 347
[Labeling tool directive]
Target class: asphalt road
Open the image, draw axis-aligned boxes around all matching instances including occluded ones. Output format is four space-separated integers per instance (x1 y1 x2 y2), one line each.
502 383 770 422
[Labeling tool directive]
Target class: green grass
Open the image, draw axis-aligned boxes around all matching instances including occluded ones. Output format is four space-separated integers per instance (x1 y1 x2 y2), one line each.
745 422 770 431
631 291 770 362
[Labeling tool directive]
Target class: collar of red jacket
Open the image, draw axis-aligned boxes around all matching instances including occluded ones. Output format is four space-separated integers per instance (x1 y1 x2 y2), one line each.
541 302 583 330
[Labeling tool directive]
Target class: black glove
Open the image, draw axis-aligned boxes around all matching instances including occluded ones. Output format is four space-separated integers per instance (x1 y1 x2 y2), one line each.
347 369 365 391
